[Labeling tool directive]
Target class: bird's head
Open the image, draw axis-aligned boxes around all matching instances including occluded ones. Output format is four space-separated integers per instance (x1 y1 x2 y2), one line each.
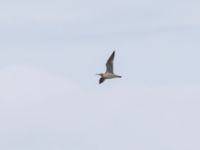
96 73 104 77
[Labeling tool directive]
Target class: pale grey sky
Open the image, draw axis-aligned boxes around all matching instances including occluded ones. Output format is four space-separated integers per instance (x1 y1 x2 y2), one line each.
0 0 200 150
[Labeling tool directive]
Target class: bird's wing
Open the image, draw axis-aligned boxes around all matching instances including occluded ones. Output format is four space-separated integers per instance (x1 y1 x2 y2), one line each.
99 77 105 84
106 51 115 73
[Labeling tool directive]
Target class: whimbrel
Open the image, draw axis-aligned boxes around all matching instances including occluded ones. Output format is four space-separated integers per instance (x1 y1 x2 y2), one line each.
97 51 122 84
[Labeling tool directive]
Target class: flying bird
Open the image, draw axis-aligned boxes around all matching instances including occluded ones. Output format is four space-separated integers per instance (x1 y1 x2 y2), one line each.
97 51 122 84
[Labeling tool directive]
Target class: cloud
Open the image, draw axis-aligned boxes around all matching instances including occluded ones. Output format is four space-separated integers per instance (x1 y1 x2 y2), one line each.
0 65 79 101
0 65 80 130
0 66 200 150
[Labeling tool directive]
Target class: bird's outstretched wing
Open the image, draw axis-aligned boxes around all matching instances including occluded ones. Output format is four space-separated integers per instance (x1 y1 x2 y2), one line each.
99 78 105 84
106 51 115 73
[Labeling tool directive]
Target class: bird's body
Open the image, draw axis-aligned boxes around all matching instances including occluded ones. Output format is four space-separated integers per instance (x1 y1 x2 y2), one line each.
100 72 121 79
97 51 122 84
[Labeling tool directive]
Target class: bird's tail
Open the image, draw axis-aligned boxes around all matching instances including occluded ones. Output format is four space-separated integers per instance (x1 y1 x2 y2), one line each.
116 75 122 78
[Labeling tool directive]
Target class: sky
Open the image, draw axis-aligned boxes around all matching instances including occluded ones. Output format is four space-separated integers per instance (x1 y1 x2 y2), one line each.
0 0 200 150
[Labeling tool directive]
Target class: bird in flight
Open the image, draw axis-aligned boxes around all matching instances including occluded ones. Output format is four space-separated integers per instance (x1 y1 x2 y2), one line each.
97 51 122 84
